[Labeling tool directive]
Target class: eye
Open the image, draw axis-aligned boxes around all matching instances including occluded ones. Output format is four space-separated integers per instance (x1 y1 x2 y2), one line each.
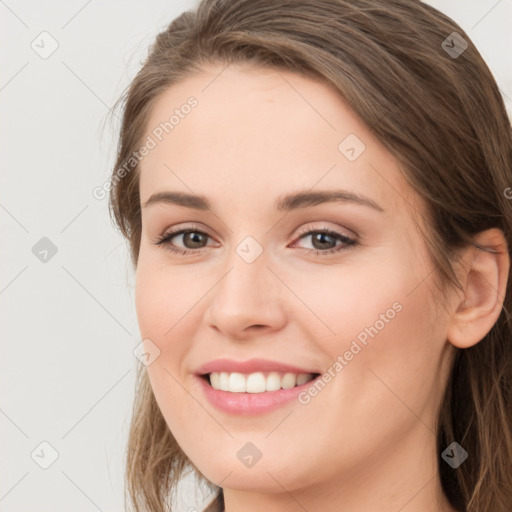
154 224 216 255
154 224 358 256
291 225 357 256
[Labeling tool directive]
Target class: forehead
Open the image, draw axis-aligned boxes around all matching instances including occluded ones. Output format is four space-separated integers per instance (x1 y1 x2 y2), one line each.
138 63 415 215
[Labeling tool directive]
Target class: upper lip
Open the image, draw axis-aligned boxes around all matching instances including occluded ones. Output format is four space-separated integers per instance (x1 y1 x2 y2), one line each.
195 358 320 375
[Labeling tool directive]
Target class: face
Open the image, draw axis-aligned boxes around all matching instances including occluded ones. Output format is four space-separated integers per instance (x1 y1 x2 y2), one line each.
135 63 456 494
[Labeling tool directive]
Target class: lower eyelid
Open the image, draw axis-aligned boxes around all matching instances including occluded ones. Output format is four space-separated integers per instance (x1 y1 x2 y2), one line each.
160 230 215 247
156 228 356 254
292 232 356 250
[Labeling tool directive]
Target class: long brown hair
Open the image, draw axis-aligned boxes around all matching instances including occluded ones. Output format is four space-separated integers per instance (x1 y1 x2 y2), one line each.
108 1 512 511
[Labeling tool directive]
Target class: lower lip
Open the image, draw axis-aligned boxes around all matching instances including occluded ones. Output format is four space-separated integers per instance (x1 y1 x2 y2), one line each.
196 375 319 415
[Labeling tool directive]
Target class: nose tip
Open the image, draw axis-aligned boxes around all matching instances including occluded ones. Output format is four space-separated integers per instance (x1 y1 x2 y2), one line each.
207 300 286 340
211 323 272 342
203 261 287 340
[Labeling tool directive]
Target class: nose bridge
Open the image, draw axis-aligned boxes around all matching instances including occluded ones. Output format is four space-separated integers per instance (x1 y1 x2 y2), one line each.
217 242 273 309
205 237 287 336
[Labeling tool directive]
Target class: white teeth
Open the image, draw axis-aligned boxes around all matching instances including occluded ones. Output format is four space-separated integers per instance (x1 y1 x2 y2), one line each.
210 372 220 389
296 373 311 386
246 372 266 393
281 373 296 389
266 372 282 392
228 372 246 392
208 371 315 393
219 372 229 390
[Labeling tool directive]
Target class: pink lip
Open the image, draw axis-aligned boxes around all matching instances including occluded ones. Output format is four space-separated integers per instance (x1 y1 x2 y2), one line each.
194 358 319 376
193 358 321 415
195 373 321 416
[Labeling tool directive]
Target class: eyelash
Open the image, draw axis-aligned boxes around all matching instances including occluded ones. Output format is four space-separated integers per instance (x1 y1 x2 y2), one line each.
154 224 358 256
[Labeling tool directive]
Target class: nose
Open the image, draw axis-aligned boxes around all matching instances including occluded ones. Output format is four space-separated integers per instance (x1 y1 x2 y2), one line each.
203 250 288 340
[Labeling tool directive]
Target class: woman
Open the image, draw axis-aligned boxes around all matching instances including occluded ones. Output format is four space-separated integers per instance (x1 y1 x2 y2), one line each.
108 1 512 511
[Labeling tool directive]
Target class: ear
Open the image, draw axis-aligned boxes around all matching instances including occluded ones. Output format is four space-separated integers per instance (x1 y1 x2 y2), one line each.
447 228 509 349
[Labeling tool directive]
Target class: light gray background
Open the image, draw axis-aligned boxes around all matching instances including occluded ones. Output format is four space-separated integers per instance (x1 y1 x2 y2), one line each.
1 1 510 511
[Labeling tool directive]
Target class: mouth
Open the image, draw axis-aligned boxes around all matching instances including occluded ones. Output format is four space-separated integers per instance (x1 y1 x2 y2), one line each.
199 371 321 394
193 358 324 414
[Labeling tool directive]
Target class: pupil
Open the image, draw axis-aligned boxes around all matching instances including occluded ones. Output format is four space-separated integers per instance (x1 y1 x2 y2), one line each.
182 232 336 250
313 233 334 249
185 232 205 248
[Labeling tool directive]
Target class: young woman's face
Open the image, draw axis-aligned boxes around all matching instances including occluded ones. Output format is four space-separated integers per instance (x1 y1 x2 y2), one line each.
135 63 456 501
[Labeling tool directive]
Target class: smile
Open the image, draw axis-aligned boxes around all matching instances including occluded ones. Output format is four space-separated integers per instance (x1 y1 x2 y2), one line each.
206 371 318 393
196 371 322 415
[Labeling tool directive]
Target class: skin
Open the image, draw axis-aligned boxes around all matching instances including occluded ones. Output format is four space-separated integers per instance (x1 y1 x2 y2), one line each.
134 62 509 512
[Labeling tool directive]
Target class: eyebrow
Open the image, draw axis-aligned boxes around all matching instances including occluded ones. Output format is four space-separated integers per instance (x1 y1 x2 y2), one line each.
142 189 384 212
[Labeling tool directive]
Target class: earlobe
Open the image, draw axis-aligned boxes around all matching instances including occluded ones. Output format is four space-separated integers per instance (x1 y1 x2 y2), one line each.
447 228 509 349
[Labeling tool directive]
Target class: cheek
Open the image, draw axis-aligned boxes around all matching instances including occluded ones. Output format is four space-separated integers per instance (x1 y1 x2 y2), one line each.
308 248 442 414
134 260 199 429
319 261 443 441
134 261 200 442
134 254 197 348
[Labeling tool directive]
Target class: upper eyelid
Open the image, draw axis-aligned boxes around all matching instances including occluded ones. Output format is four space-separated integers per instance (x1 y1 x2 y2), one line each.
159 223 357 245
295 222 356 239
161 221 354 235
